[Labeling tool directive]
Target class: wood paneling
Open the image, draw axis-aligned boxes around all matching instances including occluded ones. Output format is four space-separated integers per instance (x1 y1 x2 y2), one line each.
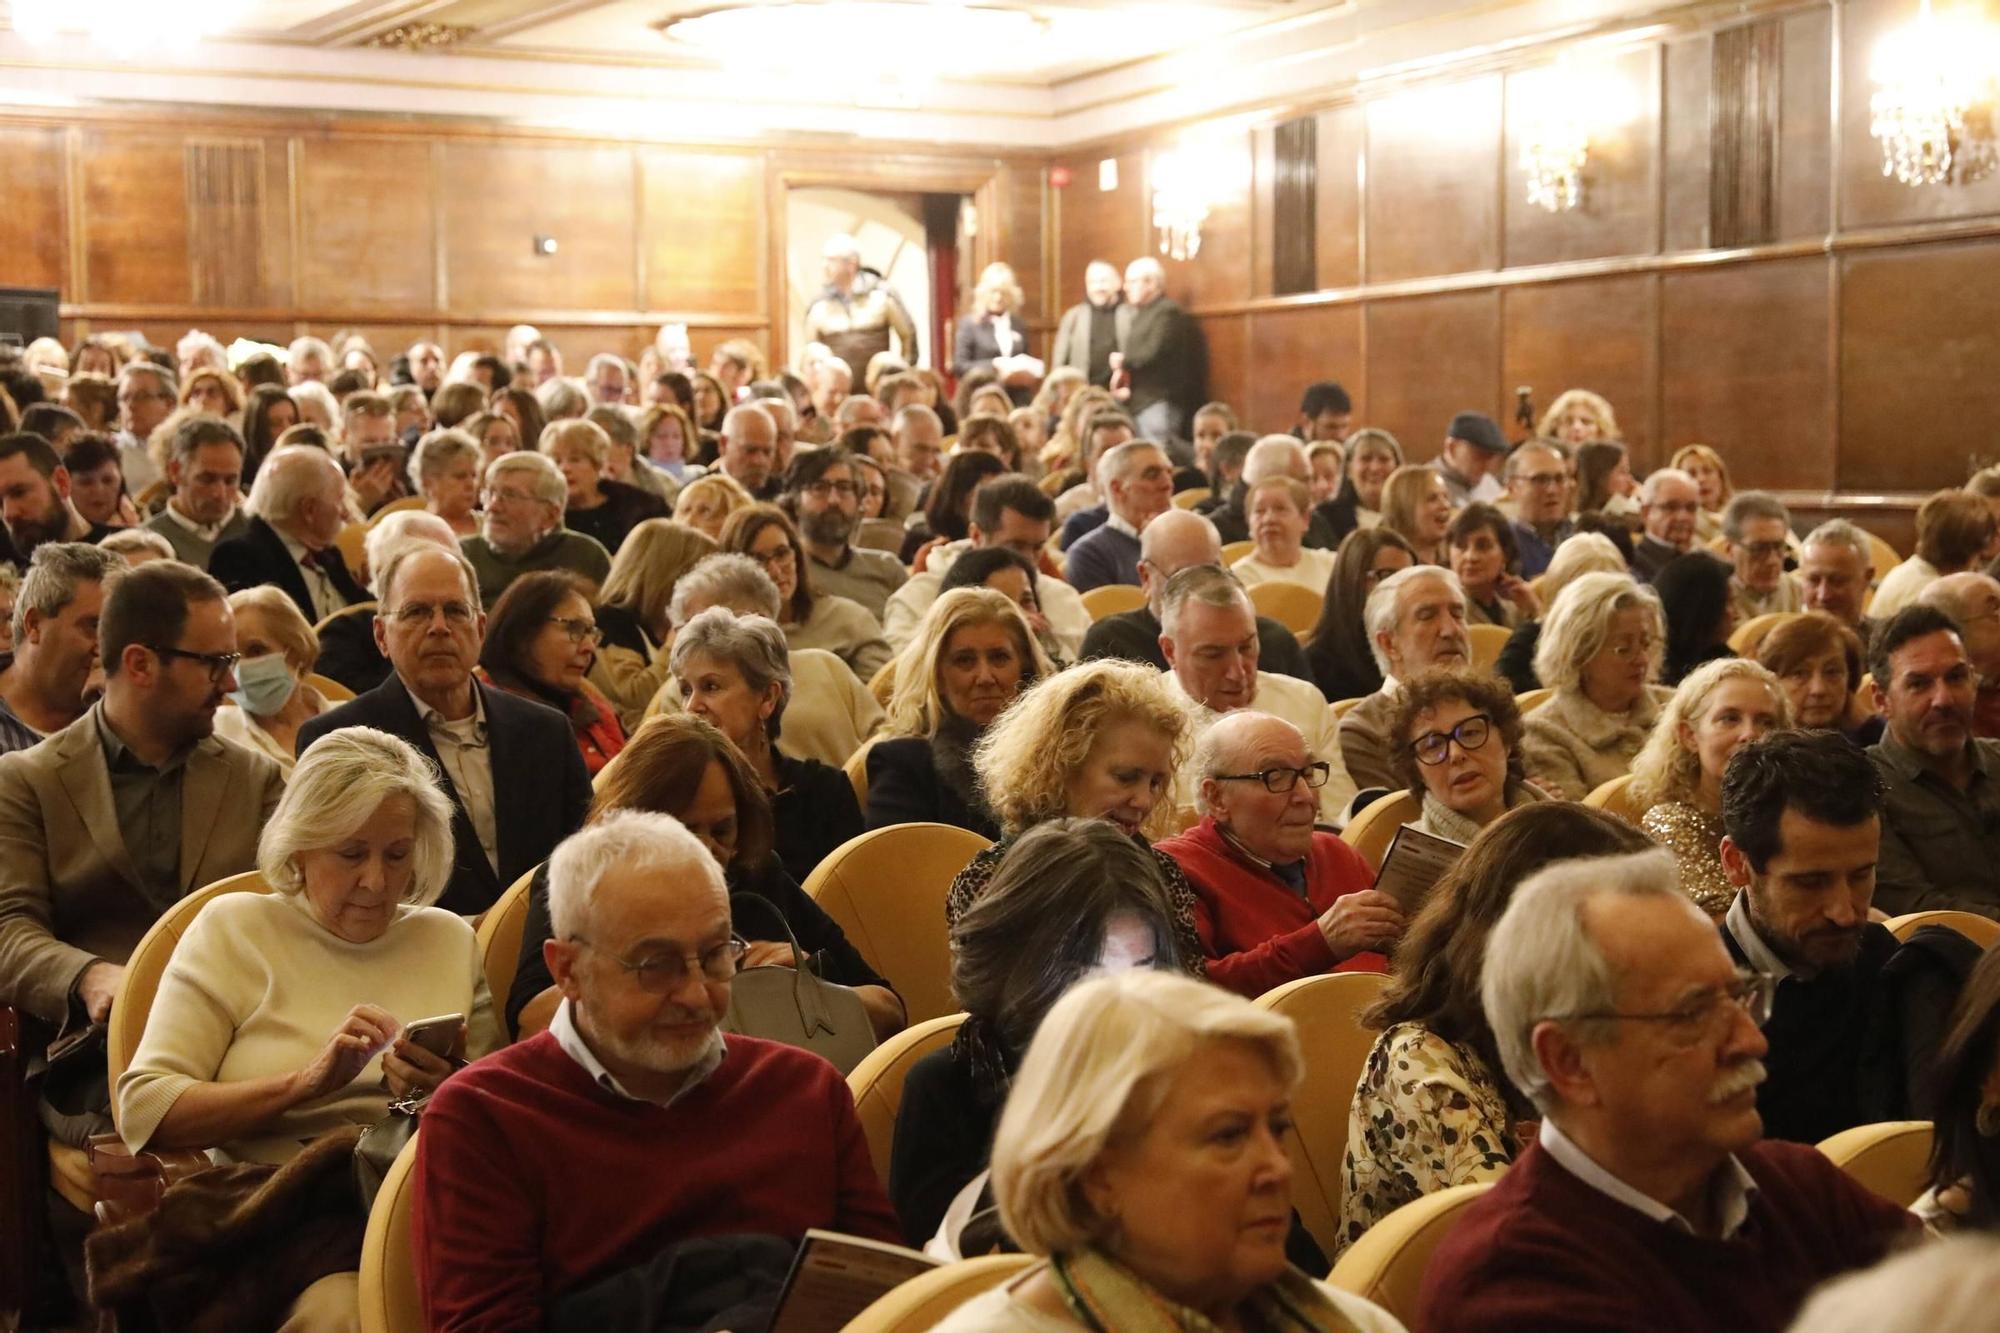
1839 0 2000 228
1839 239 2000 489
1503 48 1661 268
1777 9 1832 240
1200 314 1248 418
640 149 762 316
1244 305 1362 433
439 143 637 314
1365 76 1502 282
1662 34 1713 252
0 127 66 292
298 137 435 311
1315 106 1363 291
78 130 190 306
1501 275 1660 465
1053 150 1146 310
1660 256 1832 491
996 162 1047 322
1365 291 1501 453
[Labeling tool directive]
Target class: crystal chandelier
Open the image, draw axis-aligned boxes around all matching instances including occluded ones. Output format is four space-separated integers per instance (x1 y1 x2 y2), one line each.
1521 116 1589 212
1149 138 1244 262
1868 0 2000 186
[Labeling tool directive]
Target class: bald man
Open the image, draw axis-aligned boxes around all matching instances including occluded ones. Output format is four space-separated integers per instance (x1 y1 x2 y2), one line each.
1207 436 1340 549
1921 572 2000 738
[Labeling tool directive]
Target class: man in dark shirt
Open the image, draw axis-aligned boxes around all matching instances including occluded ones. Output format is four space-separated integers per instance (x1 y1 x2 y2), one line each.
1111 257 1202 452
0 432 117 568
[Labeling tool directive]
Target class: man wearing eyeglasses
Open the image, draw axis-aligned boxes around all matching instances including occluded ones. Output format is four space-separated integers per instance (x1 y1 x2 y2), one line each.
459 452 611 609
1159 711 1404 998
1338 565 1472 792
1506 440 1574 577
0 562 285 1147
784 446 905 621
1722 491 1803 621
1631 468 1704 584
412 809 898 1329
1421 848 1917 1331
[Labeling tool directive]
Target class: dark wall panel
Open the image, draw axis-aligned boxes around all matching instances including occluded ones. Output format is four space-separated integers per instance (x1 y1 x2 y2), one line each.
1501 275 1660 465
1053 150 1146 311
1364 76 1503 282
440 143 637 314
1244 304 1363 434
640 149 763 316
1365 291 1502 454
0 127 67 293
298 137 436 312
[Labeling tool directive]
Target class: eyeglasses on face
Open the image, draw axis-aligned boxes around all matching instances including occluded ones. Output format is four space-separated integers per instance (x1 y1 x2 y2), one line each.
149 645 241 683
753 543 796 570
1738 541 1787 560
1557 969 1775 1050
569 935 748 992
389 600 476 628
481 487 544 507
547 616 603 646
804 479 858 499
1411 712 1492 766
1213 761 1331 794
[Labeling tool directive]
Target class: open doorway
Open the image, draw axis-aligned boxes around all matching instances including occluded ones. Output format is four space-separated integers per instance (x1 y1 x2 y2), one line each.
784 187 969 380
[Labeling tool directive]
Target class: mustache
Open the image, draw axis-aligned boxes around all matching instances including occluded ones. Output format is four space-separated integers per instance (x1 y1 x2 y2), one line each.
1709 1059 1767 1104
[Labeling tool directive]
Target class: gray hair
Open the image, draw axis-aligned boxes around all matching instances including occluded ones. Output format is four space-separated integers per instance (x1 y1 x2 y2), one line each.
116 360 175 395
1125 256 1165 283
1100 438 1164 487
585 352 628 383
486 450 566 507
1532 571 1663 694
14 541 123 647
364 511 460 592
892 404 941 439
98 528 176 563
1789 1235 2000 1333
1158 564 1252 643
668 553 783 627
1639 467 1699 506
1241 436 1307 486
667 606 793 728
1542 533 1628 603
408 428 482 491
822 233 862 262
721 402 775 446
585 404 638 451
1720 490 1790 544
1191 711 1302 815
546 808 725 942
374 540 484 616
535 377 587 420
1802 518 1872 563
285 336 333 371
541 418 610 469
259 727 457 909
1362 566 1466 677
1481 847 1697 1113
246 445 342 527
1505 439 1565 478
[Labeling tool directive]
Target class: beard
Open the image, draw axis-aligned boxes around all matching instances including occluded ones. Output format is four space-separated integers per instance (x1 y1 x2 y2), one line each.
800 505 856 548
7 501 70 554
581 997 723 1079
1750 896 1863 973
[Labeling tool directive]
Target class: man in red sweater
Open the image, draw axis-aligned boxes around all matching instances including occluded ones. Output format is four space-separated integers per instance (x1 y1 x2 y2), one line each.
1157 711 1406 997
412 809 898 1331
1418 848 1917 1333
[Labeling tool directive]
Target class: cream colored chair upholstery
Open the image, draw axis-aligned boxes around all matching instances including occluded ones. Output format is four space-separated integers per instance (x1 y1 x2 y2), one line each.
1466 623 1510 671
357 1133 424 1333
474 865 542 1021
1514 687 1553 713
1582 773 1643 823
1340 791 1421 874
1884 911 2000 949
1220 539 1255 566
1328 1182 1493 1326
846 1254 1037 1331
1728 611 1801 658
1079 583 1147 621
1817 1120 1934 1208
1248 581 1324 636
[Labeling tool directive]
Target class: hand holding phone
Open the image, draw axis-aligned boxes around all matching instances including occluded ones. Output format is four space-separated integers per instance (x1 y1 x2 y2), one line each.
400 1012 464 1059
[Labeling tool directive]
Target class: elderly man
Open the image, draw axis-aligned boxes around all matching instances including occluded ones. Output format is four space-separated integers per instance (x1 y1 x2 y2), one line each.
1420 848 1915 1331
1921 571 2000 737
460 451 611 606
785 446 905 620
882 402 945 521
746 385 800 475
585 352 631 406
1867 604 2000 918
1206 435 1339 549
1338 567 1472 791
314 510 462 695
0 563 284 1143
1157 711 1404 997
300 542 591 916
1159 566 1354 820
1717 730 1954 1144
0 431 117 565
339 390 410 516
807 357 852 440
285 335 332 386
1078 508 1310 681
883 475 1088 656
141 415 251 567
1111 256 1201 450
1722 491 1802 619
1050 258 1124 386
1065 439 1175 593
406 340 445 395
1432 411 1508 507
1055 411 1137 542
208 444 367 623
715 401 781 502
1798 519 1877 635
1631 468 1703 583
1507 440 1575 576
413 810 897 1328
0 543 122 753
803 234 918 386
1295 382 1353 443
113 362 176 493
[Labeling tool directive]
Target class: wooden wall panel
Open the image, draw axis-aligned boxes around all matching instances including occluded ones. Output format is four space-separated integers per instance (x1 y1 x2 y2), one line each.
1200 314 1248 419
1777 9 1832 240
1365 77 1502 282
996 162 1047 322
1503 48 1661 268
640 149 762 316
78 130 191 306
440 143 637 314
1839 0 2000 228
1839 239 2000 490
1501 275 1660 466
1315 107 1363 291
1053 150 1146 310
1660 257 1832 491
1244 304 1362 433
0 127 66 292
1662 34 1713 252
1365 291 1501 454
298 137 435 312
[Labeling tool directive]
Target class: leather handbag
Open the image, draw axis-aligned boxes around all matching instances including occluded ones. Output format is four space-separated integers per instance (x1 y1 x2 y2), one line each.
353 1090 427 1210
722 916 878 1075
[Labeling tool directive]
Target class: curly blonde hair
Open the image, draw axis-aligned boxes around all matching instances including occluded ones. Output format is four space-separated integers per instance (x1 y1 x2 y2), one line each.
972 658 1193 840
883 587 1052 739
1538 388 1620 443
1628 657 1790 810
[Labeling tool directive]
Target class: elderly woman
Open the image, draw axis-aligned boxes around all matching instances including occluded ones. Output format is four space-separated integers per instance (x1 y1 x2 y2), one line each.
670 605 862 886
720 503 890 681
892 819 1181 1251
505 712 901 1043
1520 571 1673 800
1232 476 1336 592
476 571 628 775
1305 528 1417 703
407 427 483 537
637 401 703 485
1655 550 1739 684
1629 658 1789 917
1341 804 1650 1251
1380 464 1452 565
589 518 717 727
1756 611 1881 745
1494 531 1628 693
113 728 502 1320
1448 502 1537 628
936 970 1403 1333
1389 666 1543 843
867 587 1051 837
541 417 666 556
178 366 244 421
1317 428 1403 545
1671 443 1735 542
673 471 751 543
213 587 340 773
1875 489 2000 618
1537 388 1620 446
904 449 1009 567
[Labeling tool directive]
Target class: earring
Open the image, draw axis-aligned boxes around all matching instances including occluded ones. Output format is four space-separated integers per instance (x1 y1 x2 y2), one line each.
1977 1102 2000 1138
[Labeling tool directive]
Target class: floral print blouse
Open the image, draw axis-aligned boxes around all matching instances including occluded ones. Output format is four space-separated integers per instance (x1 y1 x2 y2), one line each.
1338 1022 1518 1255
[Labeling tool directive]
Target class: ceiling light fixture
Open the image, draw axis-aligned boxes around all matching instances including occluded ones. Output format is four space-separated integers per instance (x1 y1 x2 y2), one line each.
660 2 1050 89
1867 0 2000 186
10 0 248 56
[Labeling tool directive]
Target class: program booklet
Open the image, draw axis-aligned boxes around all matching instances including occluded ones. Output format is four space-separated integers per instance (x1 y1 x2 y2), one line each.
767 1228 941 1332
1372 824 1467 915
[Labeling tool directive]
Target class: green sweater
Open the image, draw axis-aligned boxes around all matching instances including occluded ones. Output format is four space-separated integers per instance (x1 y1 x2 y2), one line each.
461 528 611 607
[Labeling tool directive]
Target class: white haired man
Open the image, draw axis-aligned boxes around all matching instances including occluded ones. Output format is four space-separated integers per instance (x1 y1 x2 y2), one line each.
1064 439 1175 593
1337 566 1472 791
1111 256 1200 452
717 402 782 502
210 444 368 624
1632 468 1704 583
412 810 897 1328
1419 848 1916 1331
1798 519 1876 635
459 451 611 606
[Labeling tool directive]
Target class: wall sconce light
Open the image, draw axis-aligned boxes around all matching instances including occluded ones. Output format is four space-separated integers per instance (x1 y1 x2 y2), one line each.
1520 112 1590 213
1868 0 1999 186
1149 137 1245 261
532 235 558 257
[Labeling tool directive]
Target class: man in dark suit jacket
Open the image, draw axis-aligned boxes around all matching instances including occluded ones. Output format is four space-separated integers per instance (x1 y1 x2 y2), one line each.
298 543 590 916
209 446 366 625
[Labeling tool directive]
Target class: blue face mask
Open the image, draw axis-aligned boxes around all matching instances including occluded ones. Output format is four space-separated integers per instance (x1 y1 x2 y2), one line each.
230 651 298 716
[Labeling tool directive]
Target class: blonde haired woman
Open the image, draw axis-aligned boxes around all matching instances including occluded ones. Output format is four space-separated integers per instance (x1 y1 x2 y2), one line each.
1537 388 1620 446
1039 384 1118 486
178 366 245 421
935 970 1404 1333
955 262 1037 396
867 587 1053 837
212 587 340 774
590 518 717 727
1629 658 1790 917
1380 464 1453 565
1520 571 1673 800
1670 443 1735 542
1496 531 1629 692
671 470 751 542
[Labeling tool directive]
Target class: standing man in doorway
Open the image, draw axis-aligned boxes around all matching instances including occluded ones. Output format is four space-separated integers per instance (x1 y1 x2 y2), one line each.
803 234 919 387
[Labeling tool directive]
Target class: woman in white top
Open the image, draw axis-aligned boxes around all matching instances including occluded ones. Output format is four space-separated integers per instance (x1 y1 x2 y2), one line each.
1232 476 1337 593
1872 489 1999 619
933 970 1406 1333
211 587 339 775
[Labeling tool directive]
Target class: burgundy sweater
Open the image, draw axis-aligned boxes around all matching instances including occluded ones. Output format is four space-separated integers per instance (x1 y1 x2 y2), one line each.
412 1030 899 1332
1417 1138 1918 1333
1155 817 1386 997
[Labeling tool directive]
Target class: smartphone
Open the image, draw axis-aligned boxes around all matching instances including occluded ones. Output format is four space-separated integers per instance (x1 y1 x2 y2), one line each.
401 1013 464 1058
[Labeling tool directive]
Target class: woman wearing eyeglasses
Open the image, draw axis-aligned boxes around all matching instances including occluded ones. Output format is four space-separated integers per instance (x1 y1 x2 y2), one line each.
1521 572 1674 800
1389 666 1544 843
720 503 891 683
475 571 627 776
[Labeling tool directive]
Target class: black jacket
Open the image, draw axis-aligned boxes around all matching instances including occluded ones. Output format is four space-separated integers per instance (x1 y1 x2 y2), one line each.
865 735 1002 841
1078 606 1312 685
210 516 367 626
298 675 592 916
772 751 863 887
313 608 392 696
